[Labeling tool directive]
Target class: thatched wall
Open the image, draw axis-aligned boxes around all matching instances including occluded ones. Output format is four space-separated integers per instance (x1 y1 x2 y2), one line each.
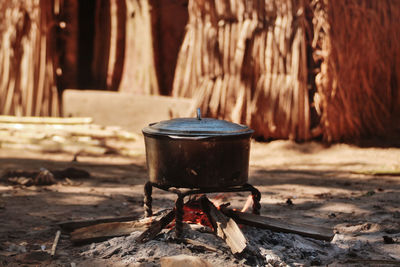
172 0 311 140
0 0 60 116
312 0 400 142
173 0 400 142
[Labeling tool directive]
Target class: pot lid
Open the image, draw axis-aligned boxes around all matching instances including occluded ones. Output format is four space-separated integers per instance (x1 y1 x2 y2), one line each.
142 108 253 137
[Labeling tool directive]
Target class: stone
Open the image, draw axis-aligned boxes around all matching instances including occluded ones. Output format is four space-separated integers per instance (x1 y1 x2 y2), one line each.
160 255 212 267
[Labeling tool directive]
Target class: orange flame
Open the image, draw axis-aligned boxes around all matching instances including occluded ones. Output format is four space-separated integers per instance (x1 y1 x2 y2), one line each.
241 195 253 212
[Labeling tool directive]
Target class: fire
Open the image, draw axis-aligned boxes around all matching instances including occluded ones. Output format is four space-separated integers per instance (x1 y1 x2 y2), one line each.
167 194 253 230
182 205 213 228
241 195 253 212
167 197 214 229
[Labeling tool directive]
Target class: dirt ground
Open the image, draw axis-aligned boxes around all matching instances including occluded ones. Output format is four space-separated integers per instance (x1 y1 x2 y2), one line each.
0 139 399 266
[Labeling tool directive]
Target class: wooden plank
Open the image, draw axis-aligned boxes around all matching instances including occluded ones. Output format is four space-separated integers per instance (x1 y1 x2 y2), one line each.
70 213 172 244
220 207 335 241
58 215 139 232
71 221 145 244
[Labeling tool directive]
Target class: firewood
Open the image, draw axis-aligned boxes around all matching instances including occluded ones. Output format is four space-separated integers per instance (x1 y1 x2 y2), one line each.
57 215 139 232
71 220 146 244
136 209 175 243
200 196 247 254
70 211 171 244
0 122 137 140
220 206 335 241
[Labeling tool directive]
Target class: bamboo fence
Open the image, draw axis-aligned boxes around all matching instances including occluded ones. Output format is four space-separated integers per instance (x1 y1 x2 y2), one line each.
0 0 60 116
172 0 311 141
311 0 400 142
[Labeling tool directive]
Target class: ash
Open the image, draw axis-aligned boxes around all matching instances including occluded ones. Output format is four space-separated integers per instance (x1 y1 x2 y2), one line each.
79 221 384 267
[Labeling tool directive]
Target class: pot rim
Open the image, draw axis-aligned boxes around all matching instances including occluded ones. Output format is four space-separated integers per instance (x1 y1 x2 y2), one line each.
142 130 253 140
142 119 254 138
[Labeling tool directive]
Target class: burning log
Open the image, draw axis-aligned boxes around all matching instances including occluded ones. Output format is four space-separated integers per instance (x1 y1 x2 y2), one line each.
136 210 175 243
220 206 335 241
200 197 247 254
201 197 265 265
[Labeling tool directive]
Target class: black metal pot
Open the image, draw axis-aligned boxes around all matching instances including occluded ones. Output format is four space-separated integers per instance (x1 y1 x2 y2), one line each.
142 109 254 188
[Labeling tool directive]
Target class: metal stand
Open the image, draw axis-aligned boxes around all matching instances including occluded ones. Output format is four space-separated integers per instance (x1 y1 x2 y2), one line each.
143 182 261 238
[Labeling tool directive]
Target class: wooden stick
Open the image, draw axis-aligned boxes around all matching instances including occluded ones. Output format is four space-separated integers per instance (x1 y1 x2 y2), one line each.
0 115 92 124
220 207 335 241
50 230 61 257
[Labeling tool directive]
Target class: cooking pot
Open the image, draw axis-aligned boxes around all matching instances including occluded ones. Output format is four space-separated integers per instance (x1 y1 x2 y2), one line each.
142 109 254 188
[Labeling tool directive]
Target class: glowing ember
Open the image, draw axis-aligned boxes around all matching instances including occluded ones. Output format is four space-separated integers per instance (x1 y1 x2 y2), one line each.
182 205 213 228
167 199 214 229
166 194 254 230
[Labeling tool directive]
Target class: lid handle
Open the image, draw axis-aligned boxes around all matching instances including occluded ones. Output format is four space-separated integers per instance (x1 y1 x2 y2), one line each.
197 108 202 120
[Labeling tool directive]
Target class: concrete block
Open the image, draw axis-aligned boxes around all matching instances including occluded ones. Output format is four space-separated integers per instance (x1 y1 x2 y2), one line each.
63 90 194 133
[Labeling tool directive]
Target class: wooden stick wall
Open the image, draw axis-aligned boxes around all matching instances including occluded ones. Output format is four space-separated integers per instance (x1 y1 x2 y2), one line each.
0 0 60 116
118 0 159 95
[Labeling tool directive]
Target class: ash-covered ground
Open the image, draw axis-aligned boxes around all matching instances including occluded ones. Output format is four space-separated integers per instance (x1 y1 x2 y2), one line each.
80 218 398 267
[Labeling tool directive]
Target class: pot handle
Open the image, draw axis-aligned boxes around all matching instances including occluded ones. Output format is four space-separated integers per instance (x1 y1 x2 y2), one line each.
197 108 202 120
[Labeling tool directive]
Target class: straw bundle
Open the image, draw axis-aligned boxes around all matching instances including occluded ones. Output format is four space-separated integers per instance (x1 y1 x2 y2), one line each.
0 0 60 116
119 0 159 94
311 0 400 141
172 0 311 140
